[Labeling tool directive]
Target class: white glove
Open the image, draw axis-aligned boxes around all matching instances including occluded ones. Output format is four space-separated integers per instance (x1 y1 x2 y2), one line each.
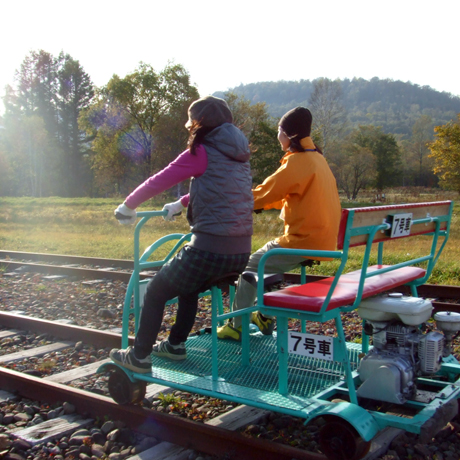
162 199 185 221
114 203 137 225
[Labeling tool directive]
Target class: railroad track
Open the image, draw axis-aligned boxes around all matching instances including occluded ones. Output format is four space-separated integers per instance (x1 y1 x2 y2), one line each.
2 250 460 459
2 250 460 312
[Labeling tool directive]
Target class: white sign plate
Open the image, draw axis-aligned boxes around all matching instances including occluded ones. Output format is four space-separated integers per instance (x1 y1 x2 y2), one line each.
288 331 333 361
389 213 413 238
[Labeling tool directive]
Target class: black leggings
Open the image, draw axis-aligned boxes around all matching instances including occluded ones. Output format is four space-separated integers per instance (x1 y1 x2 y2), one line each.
134 245 249 357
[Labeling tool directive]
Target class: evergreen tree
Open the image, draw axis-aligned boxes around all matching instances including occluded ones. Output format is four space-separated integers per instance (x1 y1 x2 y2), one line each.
2 50 95 196
56 52 95 196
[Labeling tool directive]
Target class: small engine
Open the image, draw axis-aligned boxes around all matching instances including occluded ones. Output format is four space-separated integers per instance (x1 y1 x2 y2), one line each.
356 293 460 404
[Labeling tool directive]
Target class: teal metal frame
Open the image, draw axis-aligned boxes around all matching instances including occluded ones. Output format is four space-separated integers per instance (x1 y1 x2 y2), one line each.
99 201 460 448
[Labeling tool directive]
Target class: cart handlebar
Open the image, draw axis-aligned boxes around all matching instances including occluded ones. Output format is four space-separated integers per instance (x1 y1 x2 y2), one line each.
136 210 168 218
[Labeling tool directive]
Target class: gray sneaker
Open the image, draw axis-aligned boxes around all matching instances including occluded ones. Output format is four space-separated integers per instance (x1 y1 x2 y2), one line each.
110 346 151 373
152 339 187 361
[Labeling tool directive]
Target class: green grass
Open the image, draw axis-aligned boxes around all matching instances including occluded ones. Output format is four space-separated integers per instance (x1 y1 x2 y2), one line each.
1 190 459 285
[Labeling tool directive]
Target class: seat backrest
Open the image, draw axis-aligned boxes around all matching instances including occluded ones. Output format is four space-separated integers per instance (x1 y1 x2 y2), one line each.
337 201 453 251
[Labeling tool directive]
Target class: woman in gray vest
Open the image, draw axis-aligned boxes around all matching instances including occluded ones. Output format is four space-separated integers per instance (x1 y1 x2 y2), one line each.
110 96 253 372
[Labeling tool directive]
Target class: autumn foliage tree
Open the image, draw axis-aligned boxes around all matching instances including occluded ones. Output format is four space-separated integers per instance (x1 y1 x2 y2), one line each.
428 115 460 193
80 63 199 196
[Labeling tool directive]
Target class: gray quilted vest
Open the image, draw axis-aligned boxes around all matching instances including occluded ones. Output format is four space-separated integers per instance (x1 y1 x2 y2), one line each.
187 123 253 253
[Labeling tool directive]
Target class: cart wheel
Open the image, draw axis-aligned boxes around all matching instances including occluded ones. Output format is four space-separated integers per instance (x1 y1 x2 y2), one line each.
318 417 371 460
108 368 146 405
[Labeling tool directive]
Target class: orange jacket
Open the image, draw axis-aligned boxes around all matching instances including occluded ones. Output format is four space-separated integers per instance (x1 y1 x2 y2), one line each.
253 146 341 257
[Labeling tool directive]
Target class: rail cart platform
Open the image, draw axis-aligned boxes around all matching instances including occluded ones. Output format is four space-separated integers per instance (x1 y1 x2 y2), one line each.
99 202 460 460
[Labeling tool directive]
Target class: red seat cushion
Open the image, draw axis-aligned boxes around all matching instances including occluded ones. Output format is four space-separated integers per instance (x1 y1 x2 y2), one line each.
263 265 426 313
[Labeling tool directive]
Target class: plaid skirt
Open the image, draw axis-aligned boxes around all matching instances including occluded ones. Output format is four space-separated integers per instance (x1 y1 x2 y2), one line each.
154 245 250 297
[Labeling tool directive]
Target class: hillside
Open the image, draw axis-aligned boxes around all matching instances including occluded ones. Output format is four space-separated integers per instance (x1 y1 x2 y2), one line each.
215 77 460 138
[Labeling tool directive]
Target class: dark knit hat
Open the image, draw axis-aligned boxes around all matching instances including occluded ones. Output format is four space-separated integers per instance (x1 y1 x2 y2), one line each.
279 107 312 139
186 96 233 129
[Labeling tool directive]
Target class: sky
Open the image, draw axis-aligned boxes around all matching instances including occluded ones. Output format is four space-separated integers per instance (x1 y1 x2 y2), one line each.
1 0 460 116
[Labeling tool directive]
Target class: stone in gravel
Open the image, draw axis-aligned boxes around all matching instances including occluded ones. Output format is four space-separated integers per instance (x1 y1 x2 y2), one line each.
13 414 31 423
22 406 35 416
245 424 260 434
47 408 64 419
29 415 44 426
101 421 116 434
97 308 116 319
104 440 115 453
11 439 32 451
131 436 159 454
3 414 15 425
79 444 92 455
48 445 62 455
68 435 90 446
106 428 120 442
91 443 106 457
70 429 91 439
91 431 106 445
108 453 123 460
0 433 12 449
3 453 27 460
62 402 75 414
64 447 80 458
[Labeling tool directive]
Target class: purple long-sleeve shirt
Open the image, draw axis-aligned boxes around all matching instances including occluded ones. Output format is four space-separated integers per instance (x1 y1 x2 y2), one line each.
124 145 208 209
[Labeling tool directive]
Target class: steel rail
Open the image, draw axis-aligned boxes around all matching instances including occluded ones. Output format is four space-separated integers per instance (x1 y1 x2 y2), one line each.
0 260 156 281
0 311 132 349
0 250 134 269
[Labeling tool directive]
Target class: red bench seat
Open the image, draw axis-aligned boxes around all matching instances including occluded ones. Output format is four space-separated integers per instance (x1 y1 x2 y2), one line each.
263 265 426 313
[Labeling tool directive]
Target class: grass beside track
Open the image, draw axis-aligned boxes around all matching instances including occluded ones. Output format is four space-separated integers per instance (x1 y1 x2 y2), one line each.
0 190 459 285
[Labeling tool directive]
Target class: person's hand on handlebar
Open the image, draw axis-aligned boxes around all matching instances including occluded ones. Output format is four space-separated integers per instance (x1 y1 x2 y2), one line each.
114 203 137 225
162 199 185 221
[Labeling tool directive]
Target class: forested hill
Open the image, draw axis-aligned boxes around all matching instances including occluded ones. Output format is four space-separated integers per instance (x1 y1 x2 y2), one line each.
215 77 460 138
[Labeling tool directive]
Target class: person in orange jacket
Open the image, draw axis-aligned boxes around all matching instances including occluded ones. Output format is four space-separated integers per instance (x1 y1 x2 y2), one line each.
217 107 342 341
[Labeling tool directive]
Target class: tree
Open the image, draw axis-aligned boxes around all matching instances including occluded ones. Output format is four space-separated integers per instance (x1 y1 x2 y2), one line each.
350 125 402 191
406 115 436 186
248 120 281 185
224 92 281 185
428 115 460 193
14 50 59 136
80 63 199 196
308 78 348 156
2 50 95 196
0 114 59 196
329 130 376 200
56 52 95 196
373 133 402 191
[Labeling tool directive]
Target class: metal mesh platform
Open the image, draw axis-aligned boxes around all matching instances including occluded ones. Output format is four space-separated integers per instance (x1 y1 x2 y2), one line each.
139 332 362 410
